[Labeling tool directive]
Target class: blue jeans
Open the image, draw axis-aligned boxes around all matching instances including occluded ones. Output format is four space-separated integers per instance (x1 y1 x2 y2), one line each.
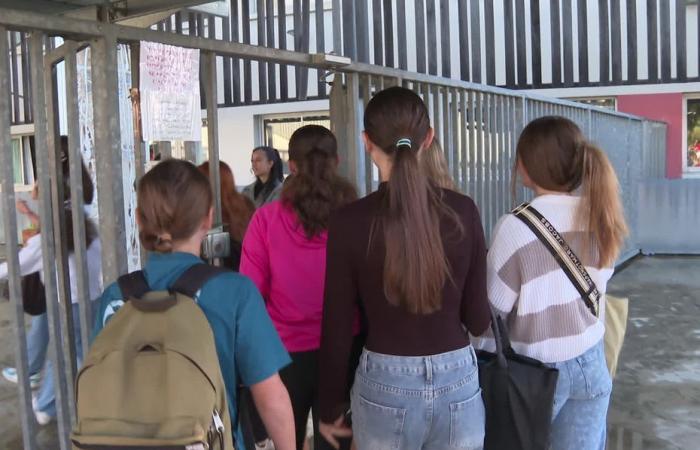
27 313 49 376
548 341 612 450
351 346 484 450
35 303 85 417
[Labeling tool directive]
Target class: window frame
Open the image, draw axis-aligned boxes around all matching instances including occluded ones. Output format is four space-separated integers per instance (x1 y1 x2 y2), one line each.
682 94 700 177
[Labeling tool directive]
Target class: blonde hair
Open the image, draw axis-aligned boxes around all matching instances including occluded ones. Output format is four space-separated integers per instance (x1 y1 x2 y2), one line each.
516 116 628 268
420 138 457 191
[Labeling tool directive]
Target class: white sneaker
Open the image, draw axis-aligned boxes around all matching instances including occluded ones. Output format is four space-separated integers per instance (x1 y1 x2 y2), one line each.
31 395 53 425
255 439 274 450
34 409 53 426
2 367 41 389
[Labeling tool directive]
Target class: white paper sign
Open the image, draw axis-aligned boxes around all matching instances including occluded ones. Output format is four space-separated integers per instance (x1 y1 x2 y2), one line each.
140 41 201 142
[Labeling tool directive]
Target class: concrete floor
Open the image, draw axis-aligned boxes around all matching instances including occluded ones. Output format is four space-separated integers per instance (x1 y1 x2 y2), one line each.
0 256 698 449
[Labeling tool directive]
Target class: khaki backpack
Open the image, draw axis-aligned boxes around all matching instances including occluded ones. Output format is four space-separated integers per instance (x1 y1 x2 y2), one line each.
71 264 235 450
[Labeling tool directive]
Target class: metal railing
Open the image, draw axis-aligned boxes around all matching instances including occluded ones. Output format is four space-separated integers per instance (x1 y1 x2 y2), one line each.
0 6 666 450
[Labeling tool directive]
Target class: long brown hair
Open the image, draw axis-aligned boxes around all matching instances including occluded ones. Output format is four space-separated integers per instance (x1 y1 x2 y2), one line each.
364 86 459 315
282 125 357 238
137 159 212 253
198 161 255 242
420 138 457 191
516 116 628 267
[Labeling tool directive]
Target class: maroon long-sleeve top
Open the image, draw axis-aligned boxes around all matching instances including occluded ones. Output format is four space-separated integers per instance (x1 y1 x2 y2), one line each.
318 185 491 422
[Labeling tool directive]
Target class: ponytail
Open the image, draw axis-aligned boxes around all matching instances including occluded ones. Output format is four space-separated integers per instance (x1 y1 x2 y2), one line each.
382 141 453 314
577 144 629 268
283 126 357 238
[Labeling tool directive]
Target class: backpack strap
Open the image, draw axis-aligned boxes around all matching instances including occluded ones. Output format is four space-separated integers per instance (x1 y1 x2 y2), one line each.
117 271 150 301
170 264 230 298
512 202 601 318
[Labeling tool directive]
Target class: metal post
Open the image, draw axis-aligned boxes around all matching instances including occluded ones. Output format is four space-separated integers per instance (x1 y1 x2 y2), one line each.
0 26 37 450
30 32 72 450
66 48 93 360
44 56 78 423
129 42 146 266
203 51 222 226
330 73 350 180
91 33 128 286
184 141 199 163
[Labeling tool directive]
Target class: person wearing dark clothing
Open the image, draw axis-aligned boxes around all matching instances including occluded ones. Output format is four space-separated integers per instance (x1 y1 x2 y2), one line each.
318 87 491 450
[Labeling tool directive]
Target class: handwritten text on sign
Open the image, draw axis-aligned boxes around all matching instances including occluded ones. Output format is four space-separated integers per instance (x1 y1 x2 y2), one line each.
140 42 201 142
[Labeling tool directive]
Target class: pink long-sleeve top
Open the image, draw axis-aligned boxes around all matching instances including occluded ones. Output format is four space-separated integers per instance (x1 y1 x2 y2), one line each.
240 200 358 353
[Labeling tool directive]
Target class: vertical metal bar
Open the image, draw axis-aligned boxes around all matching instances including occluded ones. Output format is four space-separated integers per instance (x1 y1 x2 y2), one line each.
442 86 450 173
530 0 542 86
676 0 686 80
432 85 441 147
204 51 222 226
30 32 71 450
471 0 482 83
460 89 468 193
293 0 303 96
242 0 252 103
355 0 370 62
361 75 373 194
373 0 384 65
342 0 357 60
382 0 394 66
300 0 311 99
577 0 589 84
258 0 268 102
475 91 484 213
550 0 562 85
610 0 622 82
486 93 495 236
45 56 79 424
415 0 426 73
0 27 37 450
345 73 365 196
504 0 516 86
129 43 146 267
626 0 637 81
598 0 610 83
65 49 92 361
221 16 232 105
468 89 476 196
483 0 495 85
426 0 438 75
562 0 574 86
457 0 470 81
647 0 658 81
450 88 459 183
659 0 671 81
332 0 342 54
10 31 19 123
91 34 128 286
20 33 32 122
439 0 450 77
315 0 326 96
231 0 241 104
266 0 276 99
515 0 527 86
278 0 289 100
396 0 407 70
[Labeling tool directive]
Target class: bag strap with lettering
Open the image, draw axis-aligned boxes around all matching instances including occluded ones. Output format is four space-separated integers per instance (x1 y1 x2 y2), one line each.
512 203 601 317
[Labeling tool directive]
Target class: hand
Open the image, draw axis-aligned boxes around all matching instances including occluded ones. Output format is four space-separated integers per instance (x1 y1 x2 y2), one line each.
319 415 353 450
16 200 32 216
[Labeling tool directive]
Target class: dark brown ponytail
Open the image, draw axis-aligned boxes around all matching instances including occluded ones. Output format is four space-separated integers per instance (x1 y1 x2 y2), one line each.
364 86 460 315
282 125 357 238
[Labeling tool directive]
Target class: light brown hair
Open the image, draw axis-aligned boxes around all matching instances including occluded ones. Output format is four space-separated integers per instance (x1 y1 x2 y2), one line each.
137 159 212 253
420 138 457 191
282 125 357 238
198 161 255 242
364 86 461 315
516 116 628 267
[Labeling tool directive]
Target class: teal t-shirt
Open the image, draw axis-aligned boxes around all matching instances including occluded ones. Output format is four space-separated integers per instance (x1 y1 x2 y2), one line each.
92 251 291 445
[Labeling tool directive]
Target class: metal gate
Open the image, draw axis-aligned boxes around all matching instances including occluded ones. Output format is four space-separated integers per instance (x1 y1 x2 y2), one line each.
0 7 666 449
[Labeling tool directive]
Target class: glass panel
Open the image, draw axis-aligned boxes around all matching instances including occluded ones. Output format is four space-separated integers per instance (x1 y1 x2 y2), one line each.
687 98 700 169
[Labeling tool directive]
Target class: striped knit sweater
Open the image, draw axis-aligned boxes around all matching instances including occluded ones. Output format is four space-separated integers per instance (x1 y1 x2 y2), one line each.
471 194 613 363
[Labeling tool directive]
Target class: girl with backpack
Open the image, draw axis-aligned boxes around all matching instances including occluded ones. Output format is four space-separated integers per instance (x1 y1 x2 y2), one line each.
92 159 295 449
240 125 358 450
474 116 627 449
317 87 491 449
